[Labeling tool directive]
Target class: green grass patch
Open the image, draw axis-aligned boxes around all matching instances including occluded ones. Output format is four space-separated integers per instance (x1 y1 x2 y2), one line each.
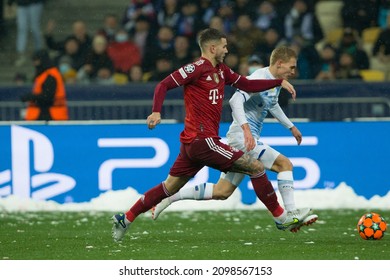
1 210 389 260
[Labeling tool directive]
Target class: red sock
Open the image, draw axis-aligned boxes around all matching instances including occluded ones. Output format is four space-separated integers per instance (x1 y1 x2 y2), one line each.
125 182 170 222
251 172 284 217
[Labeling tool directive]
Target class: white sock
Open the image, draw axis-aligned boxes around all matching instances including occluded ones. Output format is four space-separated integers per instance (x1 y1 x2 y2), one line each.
169 183 214 203
274 209 287 223
277 171 295 211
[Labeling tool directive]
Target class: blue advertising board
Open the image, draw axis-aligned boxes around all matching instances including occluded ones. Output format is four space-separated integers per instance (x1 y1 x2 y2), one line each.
0 121 389 204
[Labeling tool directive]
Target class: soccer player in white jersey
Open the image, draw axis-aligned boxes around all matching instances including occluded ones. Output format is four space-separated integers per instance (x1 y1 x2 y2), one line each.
152 46 318 232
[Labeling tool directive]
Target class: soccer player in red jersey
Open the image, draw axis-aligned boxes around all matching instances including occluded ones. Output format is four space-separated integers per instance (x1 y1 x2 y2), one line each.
112 28 296 242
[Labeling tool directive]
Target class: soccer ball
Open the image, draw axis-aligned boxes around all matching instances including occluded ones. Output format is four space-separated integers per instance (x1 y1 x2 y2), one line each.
357 212 387 240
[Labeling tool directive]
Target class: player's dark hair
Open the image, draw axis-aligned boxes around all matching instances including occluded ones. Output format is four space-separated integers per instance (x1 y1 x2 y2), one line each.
198 28 226 50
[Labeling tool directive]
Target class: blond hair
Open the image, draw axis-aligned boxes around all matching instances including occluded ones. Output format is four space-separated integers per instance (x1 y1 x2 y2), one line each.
270 46 297 66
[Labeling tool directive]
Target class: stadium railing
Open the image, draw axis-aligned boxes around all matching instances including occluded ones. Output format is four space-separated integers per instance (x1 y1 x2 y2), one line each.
0 81 389 122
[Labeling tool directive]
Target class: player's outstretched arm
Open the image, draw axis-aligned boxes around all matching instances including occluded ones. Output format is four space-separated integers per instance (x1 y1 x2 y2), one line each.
234 76 283 93
149 75 180 129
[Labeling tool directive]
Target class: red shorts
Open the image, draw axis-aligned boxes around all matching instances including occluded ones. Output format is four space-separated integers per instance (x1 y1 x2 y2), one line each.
169 137 244 177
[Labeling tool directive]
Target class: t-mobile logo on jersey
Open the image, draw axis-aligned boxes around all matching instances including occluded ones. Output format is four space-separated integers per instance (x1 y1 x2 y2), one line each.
209 89 222 104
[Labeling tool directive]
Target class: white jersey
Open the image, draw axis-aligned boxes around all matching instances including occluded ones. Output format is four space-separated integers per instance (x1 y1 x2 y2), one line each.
227 67 293 140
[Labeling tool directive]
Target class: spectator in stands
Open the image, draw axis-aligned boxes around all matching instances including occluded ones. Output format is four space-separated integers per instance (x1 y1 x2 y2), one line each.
130 15 154 60
142 25 174 73
96 14 119 44
257 28 283 63
289 34 321 80
107 28 141 74
229 14 264 60
156 0 180 30
21 50 68 121
57 56 77 84
128 64 144 82
122 0 156 33
147 55 174 81
247 54 265 75
54 37 85 72
199 0 218 26
7 0 44 67
235 0 256 18
77 35 114 84
171 35 193 70
238 53 265 77
378 0 390 28
315 44 338 81
224 52 240 72
336 27 370 70
334 52 362 80
215 1 236 35
175 1 204 43
45 19 92 61
372 12 390 80
341 0 379 35
283 0 323 44
208 15 225 32
254 1 283 35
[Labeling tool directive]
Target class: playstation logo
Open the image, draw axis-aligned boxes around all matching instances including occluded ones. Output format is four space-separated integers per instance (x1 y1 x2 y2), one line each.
0 125 75 200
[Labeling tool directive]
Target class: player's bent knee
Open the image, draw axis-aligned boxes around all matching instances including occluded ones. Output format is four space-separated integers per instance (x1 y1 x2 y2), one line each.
251 160 265 175
274 155 293 172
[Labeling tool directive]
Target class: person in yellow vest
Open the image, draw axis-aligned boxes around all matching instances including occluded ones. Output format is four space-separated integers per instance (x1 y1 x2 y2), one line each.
21 50 69 121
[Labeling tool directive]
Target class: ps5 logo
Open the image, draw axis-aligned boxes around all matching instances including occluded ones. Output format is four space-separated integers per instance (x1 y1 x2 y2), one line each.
0 126 75 200
0 125 321 204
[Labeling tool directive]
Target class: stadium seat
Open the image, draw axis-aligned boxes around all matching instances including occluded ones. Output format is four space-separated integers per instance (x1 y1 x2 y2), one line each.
315 1 343 35
362 27 382 57
359 69 386 81
325 27 344 45
362 27 382 44
113 73 129 85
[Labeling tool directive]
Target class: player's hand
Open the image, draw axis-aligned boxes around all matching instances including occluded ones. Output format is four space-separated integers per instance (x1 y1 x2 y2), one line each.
290 126 302 145
281 80 296 101
147 112 161 129
242 124 255 151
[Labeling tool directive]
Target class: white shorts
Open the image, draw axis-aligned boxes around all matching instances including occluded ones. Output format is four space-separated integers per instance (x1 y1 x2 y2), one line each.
220 132 280 186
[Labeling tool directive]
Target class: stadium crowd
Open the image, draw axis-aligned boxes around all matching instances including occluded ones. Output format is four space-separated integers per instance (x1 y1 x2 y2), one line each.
5 0 390 84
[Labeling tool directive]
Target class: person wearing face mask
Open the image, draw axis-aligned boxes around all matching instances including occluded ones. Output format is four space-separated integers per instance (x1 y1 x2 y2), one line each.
20 50 69 121
238 54 265 77
248 54 265 75
57 56 77 84
107 29 142 74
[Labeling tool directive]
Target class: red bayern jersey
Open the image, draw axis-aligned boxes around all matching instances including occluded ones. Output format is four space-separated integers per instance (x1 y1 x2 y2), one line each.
170 57 241 143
